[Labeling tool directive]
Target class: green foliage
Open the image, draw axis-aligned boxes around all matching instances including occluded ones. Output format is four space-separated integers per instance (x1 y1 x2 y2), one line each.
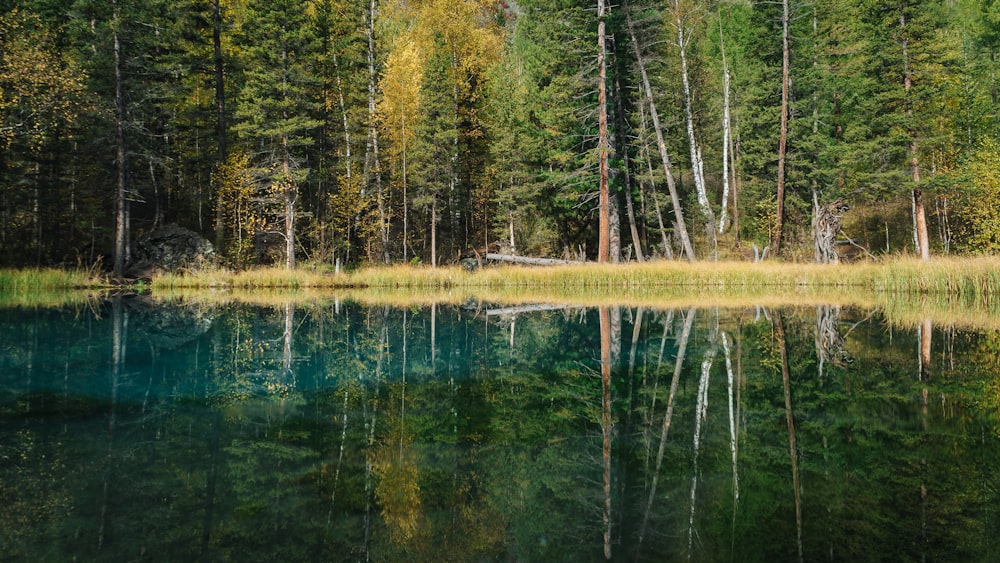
215 152 263 266
953 139 1000 253
6 0 1000 270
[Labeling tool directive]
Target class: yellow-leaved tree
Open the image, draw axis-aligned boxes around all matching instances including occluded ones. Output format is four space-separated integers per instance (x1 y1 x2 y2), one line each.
375 0 502 265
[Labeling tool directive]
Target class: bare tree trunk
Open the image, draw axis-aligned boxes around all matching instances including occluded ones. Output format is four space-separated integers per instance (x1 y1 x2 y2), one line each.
674 1 716 256
731 113 741 243
613 61 644 262
281 128 296 271
719 21 732 235
333 52 353 184
213 0 227 250
597 0 611 263
638 104 672 258
367 0 389 263
431 197 437 267
810 5 821 262
625 1 695 261
402 100 409 262
113 0 127 277
610 187 621 262
900 10 930 261
774 0 790 257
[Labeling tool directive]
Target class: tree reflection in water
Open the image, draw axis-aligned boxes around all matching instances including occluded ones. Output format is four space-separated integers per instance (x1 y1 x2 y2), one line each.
1 298 999 561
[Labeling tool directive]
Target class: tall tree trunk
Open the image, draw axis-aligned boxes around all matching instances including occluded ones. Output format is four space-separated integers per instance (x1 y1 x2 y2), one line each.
112 0 127 277
431 196 437 268
213 0 227 250
597 0 611 263
366 0 389 263
613 58 644 262
638 104 672 258
899 10 929 260
213 0 226 163
625 1 695 261
811 5 824 263
774 0 790 257
674 1 716 256
402 99 409 262
610 185 621 262
719 21 732 235
730 112 741 243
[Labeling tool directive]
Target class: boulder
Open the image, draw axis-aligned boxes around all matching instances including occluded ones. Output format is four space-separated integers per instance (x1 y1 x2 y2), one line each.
126 224 216 278
123 295 215 350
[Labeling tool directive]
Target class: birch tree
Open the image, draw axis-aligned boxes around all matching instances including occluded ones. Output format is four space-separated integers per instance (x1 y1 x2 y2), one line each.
671 0 716 256
624 0 696 261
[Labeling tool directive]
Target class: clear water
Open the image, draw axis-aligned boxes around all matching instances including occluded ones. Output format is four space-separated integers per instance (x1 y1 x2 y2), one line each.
2 297 999 561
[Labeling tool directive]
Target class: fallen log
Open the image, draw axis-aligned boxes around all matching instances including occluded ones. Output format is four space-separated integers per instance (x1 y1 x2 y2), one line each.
486 304 578 317
483 253 583 266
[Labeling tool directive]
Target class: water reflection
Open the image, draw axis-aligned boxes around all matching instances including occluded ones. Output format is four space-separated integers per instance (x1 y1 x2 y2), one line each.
2 296 1000 561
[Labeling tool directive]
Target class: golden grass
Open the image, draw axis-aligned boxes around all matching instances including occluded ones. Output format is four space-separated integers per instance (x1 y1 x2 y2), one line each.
147 256 1000 297
0 268 102 291
4 257 1000 328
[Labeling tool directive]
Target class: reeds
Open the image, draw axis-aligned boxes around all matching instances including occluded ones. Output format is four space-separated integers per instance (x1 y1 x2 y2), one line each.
0 268 100 291
144 256 1000 297
5 256 999 302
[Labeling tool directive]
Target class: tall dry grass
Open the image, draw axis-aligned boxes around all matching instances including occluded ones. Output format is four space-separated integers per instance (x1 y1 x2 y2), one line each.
0 268 101 291
148 256 1000 299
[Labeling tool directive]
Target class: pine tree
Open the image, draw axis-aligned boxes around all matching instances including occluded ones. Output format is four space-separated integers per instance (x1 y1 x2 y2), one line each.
232 0 322 269
410 36 458 267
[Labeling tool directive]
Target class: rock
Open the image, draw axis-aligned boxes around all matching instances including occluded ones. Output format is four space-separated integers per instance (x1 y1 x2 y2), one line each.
460 257 481 271
126 224 216 278
124 295 214 350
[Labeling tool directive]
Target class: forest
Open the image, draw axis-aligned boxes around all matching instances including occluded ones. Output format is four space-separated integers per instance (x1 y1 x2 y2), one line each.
2 0 1000 274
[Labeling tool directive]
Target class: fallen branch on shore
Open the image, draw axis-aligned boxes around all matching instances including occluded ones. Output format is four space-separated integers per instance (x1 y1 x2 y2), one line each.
483 253 584 266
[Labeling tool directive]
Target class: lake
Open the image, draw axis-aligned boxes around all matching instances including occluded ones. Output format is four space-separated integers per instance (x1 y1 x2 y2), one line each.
2 294 999 561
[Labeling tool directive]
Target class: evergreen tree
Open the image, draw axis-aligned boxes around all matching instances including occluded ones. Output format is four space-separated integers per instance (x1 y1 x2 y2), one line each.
410 36 458 267
232 0 322 269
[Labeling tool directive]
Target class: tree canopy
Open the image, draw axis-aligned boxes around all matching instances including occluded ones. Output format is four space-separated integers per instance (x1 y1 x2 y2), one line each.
1 0 997 268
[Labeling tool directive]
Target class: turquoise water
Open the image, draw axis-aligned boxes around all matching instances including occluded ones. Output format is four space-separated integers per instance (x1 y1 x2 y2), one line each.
2 297 999 561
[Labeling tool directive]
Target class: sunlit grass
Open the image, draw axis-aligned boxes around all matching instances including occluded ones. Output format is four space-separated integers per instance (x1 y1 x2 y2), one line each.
0 268 102 291
147 256 1000 298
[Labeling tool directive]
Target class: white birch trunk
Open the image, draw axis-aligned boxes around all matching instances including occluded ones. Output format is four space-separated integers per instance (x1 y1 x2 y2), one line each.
674 4 716 254
719 24 732 235
625 1 695 260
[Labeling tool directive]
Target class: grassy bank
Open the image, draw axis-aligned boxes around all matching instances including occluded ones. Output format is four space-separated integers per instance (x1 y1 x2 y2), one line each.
0 268 102 292
2 256 998 297
147 256 1000 296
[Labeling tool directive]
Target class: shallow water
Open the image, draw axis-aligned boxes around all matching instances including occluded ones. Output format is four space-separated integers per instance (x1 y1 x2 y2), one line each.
2 296 999 561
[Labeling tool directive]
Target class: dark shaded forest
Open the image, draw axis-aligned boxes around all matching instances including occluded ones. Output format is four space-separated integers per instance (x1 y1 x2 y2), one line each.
3 0 1000 273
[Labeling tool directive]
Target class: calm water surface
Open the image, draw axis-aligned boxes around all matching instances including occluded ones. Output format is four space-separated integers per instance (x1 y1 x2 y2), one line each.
2 296 999 561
